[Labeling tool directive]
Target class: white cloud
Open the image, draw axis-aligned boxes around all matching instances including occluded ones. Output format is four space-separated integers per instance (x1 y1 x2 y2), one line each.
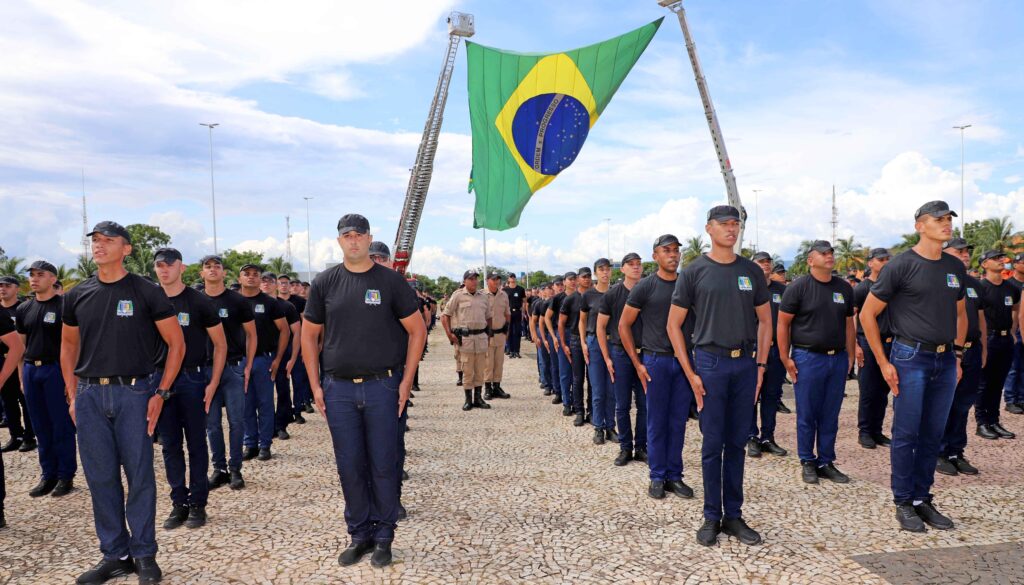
1005 175 1021 184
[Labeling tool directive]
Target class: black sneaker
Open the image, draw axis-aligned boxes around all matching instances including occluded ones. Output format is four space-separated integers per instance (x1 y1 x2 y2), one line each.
0 510 5 529
614 450 631 466
858 433 877 449
184 505 206 529
593 429 605 445
605 429 618 442
28 478 57 498
801 461 819 484
229 469 245 490
760 440 787 456
562 405 572 417
951 455 979 475
648 480 666 499
257 448 272 461
76 557 136 584
209 469 230 490
721 517 762 545
304 404 315 414
633 448 648 463
294 413 306 424
396 504 408 521
163 504 190 530
746 438 762 458
370 542 393 568
542 388 553 396
665 479 694 499
337 541 374 566
976 424 999 440
17 437 37 452
935 456 958 476
776 400 792 414
696 519 721 547
816 463 850 484
573 413 585 427
276 429 290 440
872 433 892 447
991 423 1016 439
0 437 22 452
135 556 162 584
51 478 74 498
242 447 259 460
1006 403 1024 415
914 501 954 530
895 503 926 532
552 395 562 405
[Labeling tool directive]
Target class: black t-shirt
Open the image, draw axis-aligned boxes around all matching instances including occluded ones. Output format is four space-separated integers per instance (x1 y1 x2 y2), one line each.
869 249 967 345
626 273 678 353
240 291 285 354
978 277 1020 333
0 301 20 354
15 296 62 362
304 263 420 378
0 305 14 338
963 275 985 341
549 292 566 319
599 282 641 347
279 298 299 353
205 289 255 362
157 287 220 369
672 255 769 349
854 278 892 336
581 287 605 335
559 292 583 338
779 275 854 349
767 281 786 344
62 273 176 377
285 295 306 315
503 285 525 312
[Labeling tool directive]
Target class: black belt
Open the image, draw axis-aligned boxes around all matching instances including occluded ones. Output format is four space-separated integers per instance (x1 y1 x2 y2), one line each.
793 345 846 356
80 376 145 386
180 365 203 374
492 324 509 335
992 329 1011 337
894 337 952 353
698 344 754 359
24 359 57 366
642 350 674 358
857 333 894 343
254 351 274 358
456 328 488 336
331 368 399 384
207 358 244 367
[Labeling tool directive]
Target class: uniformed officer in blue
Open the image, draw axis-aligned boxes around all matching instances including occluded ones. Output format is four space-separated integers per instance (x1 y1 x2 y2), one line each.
776 240 856 485
301 213 426 569
746 251 788 458
667 206 772 547
853 248 894 449
973 249 1019 440
0 284 25 529
61 221 185 584
859 200 968 533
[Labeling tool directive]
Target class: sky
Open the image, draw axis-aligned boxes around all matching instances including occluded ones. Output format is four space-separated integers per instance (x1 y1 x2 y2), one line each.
2 0 1023 278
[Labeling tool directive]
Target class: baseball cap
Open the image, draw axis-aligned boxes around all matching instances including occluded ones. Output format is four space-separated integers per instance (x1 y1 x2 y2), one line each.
707 205 741 222
369 241 391 258
914 200 957 220
239 263 262 273
868 247 891 260
199 254 223 266
653 234 680 250
772 263 786 274
153 248 183 264
809 240 834 254
979 249 1006 264
751 251 771 263
1014 252 1024 264
943 238 971 251
563 271 578 280
487 272 501 280
86 220 132 243
26 260 57 275
594 258 611 269
0 275 19 285
463 270 480 280
261 272 278 281
337 213 370 235
621 252 642 264
577 267 592 277
551 276 564 285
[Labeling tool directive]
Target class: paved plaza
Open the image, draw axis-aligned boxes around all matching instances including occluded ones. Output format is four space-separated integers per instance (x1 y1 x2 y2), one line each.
2 335 1024 584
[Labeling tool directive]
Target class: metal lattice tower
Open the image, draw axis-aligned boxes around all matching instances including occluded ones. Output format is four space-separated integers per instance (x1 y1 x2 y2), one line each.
392 11 474 275
285 215 292 263
831 185 838 243
81 169 89 259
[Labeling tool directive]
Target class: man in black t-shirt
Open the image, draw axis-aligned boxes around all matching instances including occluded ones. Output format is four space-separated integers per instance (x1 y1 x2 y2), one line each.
0 275 34 453
621 235 693 501
201 254 256 491
582 258 614 444
279 275 312 419
530 284 554 394
777 241 856 485
746 252 788 458
854 248 894 449
561 268 590 424
544 277 565 406
301 213 426 568
551 272 578 415
15 261 77 498
668 206 771 547
153 248 226 531
503 274 526 358
1002 253 1024 411
0 299 24 528
974 249 1020 439
260 274 301 440
61 221 185 583
860 201 967 533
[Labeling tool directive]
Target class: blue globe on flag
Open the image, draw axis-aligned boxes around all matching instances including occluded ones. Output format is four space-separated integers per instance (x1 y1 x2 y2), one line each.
510 93 591 176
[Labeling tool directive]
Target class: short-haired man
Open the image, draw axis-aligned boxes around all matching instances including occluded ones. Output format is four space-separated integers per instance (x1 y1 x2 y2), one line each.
746 252 788 458
854 248 894 449
0 274 34 453
0 284 25 528
503 274 526 358
1002 253 1024 413
443 271 492 411
259 274 300 441
582 258 614 445
974 249 1019 440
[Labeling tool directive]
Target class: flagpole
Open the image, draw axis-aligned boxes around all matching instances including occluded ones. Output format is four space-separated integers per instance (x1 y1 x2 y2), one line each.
525 233 530 288
482 228 488 279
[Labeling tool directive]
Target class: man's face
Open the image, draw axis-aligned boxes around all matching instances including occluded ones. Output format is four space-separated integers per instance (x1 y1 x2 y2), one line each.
595 265 611 284
278 277 291 293
370 254 392 268
983 256 1007 273
239 268 261 289
154 260 184 286
809 250 836 271
0 282 18 302
706 219 740 248
577 274 592 290
260 277 278 295
28 269 56 293
867 256 889 275
553 282 564 294
338 231 372 262
464 275 479 294
917 214 954 242
623 259 643 280
290 282 303 296
507 277 516 288
944 247 971 269
91 234 131 266
756 258 771 277
564 276 577 291
202 260 225 284
487 278 499 293
302 284 310 297
653 243 680 273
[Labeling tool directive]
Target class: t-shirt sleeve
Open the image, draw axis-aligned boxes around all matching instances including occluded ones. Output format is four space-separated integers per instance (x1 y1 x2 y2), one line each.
236 296 256 323
670 271 693 309
626 278 650 309
284 303 300 325
779 279 802 314
559 296 572 315
870 259 901 303
853 282 867 310
303 278 326 325
751 266 770 307
598 289 614 315
143 280 176 321
0 310 15 337
842 282 855 317
14 304 27 334
266 296 284 321
955 263 967 301
390 275 420 320
61 290 78 327
1013 285 1022 306
199 296 220 329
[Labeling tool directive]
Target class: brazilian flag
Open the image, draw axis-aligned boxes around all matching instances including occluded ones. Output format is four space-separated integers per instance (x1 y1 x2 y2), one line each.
467 18 662 230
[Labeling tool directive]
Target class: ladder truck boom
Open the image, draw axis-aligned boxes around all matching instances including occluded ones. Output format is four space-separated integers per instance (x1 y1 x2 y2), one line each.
392 12 475 276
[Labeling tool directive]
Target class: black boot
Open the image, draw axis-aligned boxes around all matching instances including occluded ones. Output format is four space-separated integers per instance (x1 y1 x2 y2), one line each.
456 371 463 386
493 383 511 399
473 387 491 409
462 389 473 411
484 382 494 400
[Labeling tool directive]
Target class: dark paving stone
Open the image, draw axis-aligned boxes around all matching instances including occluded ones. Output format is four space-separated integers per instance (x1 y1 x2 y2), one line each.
853 541 1024 585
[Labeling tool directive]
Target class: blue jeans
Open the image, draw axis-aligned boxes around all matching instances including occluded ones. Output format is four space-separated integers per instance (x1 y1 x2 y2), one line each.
156 369 210 507
977 334 1013 425
22 362 77 480
244 354 276 449
76 375 158 560
547 333 561 396
611 346 646 452
694 348 756 521
292 355 312 414
507 315 523 355
857 335 892 437
643 353 692 482
792 349 848 465
397 408 408 500
536 338 551 389
940 343 982 457
323 374 401 543
570 336 586 413
1004 333 1024 404
586 335 614 430
274 354 294 432
557 337 573 407
749 346 784 442
888 341 957 504
206 361 246 472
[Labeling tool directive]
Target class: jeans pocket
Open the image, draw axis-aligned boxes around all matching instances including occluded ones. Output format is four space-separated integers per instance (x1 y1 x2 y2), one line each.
694 350 717 371
381 374 401 392
890 343 916 362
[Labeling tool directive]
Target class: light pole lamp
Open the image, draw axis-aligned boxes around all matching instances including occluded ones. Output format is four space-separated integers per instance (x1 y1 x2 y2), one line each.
751 189 763 252
303 197 314 280
953 124 971 230
200 123 219 253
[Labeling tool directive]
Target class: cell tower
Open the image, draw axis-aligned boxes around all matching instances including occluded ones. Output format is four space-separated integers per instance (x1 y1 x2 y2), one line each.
285 215 292 263
831 185 838 243
81 169 89 259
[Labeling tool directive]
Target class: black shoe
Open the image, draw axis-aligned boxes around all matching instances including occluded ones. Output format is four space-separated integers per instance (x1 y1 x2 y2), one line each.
816 463 850 484
665 479 694 499
746 438 762 458
257 448 272 461
462 389 473 411
1007 403 1024 415
696 519 721 547
976 424 1000 440
776 401 792 414
402 470 409 481
562 405 572 416
242 447 259 460
472 387 491 409
493 384 511 399
163 504 190 530
552 395 562 404
951 455 979 475
184 505 206 529
294 413 306 424
0 510 5 529
276 429 290 440
0 437 22 452
584 412 592 424
396 505 408 521
135 557 162 584
304 404 315 414
914 501 954 530
633 448 648 463
760 440 787 456
28 478 58 498
18 437 37 452
370 542 393 568
801 461 819 484
895 503 926 532
51 478 74 498
648 480 666 499
614 450 632 466
229 469 245 490
405 399 414 408
483 383 494 400
721 517 762 545
456 372 463 386
872 433 892 447
542 388 552 396
858 433 877 449
991 422 1016 439
605 429 618 442
76 557 136 584
935 456 958 476
209 469 230 489
338 541 374 566
573 413 585 427
593 429 605 445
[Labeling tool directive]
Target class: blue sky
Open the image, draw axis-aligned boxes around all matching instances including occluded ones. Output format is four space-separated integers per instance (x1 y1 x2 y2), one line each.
2 0 1023 277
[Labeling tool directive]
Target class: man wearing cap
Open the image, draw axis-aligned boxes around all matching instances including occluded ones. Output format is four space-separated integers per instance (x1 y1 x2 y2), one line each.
15 261 77 498
769 263 794 414
484 273 511 400
278 275 311 423
0 274 34 453
621 234 694 501
0 289 24 528
561 268 590 425
937 239 986 475
152 248 226 531
443 271 492 411
238 264 289 462
544 278 564 405
258 274 300 441
503 274 526 359
201 255 256 491
746 252 788 458
974 249 1019 440
530 284 554 395
1002 253 1024 413
582 258 614 445
547 273 575 414
598 253 647 466
854 248 894 449
62 221 185 584
301 213 426 568
667 206 771 546
444 285 466 388
860 200 967 533
777 241 856 485
369 241 391 267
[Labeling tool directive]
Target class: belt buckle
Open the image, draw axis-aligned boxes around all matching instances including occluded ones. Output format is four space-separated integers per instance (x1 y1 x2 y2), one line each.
99 377 110 385
729 349 741 358
33 360 43 366
936 344 947 353
1001 330 1009 336
885 337 893 343
964 341 973 348
353 377 364 384
827 350 836 355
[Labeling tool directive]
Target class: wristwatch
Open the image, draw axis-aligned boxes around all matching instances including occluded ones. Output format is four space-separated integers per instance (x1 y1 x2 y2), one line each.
756 363 767 369
155 388 172 401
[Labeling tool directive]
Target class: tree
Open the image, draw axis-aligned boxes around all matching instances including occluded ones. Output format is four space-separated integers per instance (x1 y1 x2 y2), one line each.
787 240 815 276
0 255 25 276
682 236 708 266
123 224 171 280
975 216 1016 252
265 256 297 278
222 250 265 279
183 263 203 286
73 254 97 280
125 247 157 279
890 232 919 255
434 276 460 297
834 237 865 273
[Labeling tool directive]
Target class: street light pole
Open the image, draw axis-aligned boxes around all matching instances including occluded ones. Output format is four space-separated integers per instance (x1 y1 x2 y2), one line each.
303 197 313 280
953 124 971 230
605 218 611 259
200 123 219 253
751 189 763 252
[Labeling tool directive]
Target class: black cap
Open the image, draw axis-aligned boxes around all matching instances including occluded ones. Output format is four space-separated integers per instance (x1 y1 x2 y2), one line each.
239 263 262 273
868 247 891 260
26 260 57 275
943 238 970 250
707 205 741 222
229 283 241 290
751 251 771 263
462 270 479 281
302 282 310 287
337 213 370 235
487 272 501 280
369 241 391 258
563 271 578 280
199 254 223 266
577 267 592 277
653 234 680 250
551 276 564 285
809 240 834 254
153 248 182 264
914 200 957 220
290 278 302 284
621 252 642 264
86 220 132 243
772 262 786 274
261 272 278 281
0 275 19 285
594 258 611 269
979 249 1006 264
1014 252 1024 264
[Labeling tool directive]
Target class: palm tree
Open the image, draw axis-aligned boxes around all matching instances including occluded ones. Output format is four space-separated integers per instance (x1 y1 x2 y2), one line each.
788 240 815 276
834 237 865 273
53 264 75 287
125 248 156 279
0 255 24 276
890 232 920 254
264 256 296 278
682 236 708 265
73 254 97 280
977 216 1016 252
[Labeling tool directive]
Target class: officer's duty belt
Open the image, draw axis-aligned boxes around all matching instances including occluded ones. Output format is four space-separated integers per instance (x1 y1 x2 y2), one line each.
492 324 508 335
24 359 56 366
993 330 1010 337
81 376 142 386
332 368 399 384
856 333 893 343
894 337 952 353
456 328 488 336
642 350 674 358
793 344 845 356
698 344 754 359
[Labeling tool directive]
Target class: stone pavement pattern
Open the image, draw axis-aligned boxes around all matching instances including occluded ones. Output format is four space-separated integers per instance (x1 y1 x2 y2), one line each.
1 335 1024 584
